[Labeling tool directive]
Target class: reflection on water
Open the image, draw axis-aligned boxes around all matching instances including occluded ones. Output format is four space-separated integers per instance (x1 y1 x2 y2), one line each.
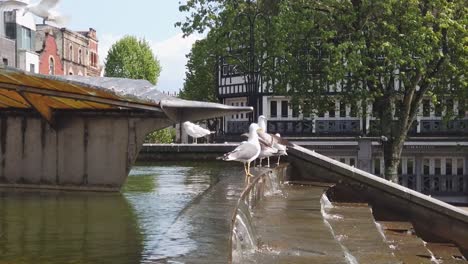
0 162 240 264
0 191 142 264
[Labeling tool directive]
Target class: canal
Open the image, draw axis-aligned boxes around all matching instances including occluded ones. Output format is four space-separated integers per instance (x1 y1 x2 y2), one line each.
0 162 244 264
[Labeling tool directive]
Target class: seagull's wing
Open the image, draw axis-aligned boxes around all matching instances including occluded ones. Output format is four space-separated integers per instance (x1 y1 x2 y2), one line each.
193 125 211 136
38 0 59 9
226 142 259 161
0 0 27 9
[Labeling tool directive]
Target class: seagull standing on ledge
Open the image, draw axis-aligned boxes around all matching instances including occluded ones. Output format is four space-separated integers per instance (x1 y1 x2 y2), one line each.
258 115 288 166
0 0 68 26
218 123 261 183
183 121 213 144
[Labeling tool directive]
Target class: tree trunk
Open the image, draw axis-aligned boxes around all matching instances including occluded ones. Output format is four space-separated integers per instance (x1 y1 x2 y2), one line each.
382 140 404 183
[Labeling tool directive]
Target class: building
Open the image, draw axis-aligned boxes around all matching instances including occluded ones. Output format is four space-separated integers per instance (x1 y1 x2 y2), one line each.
35 25 100 76
35 32 64 75
0 6 39 72
216 59 468 203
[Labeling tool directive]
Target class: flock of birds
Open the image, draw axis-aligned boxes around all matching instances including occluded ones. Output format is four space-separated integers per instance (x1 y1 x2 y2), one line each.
184 116 288 184
0 0 67 26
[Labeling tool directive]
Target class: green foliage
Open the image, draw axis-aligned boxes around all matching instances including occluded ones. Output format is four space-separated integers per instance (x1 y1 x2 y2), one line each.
145 128 176 144
104 36 162 85
179 0 467 181
179 37 217 102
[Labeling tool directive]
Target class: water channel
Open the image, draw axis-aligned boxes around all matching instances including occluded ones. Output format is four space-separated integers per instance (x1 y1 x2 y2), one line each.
0 162 244 264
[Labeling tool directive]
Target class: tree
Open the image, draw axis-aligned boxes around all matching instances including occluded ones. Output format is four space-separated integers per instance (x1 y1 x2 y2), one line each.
104 36 162 85
145 127 176 144
179 38 217 102
179 0 467 183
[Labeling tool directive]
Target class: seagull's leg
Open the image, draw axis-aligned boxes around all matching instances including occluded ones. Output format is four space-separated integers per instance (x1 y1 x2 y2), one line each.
243 163 248 184
277 156 281 166
267 157 270 168
43 18 46 24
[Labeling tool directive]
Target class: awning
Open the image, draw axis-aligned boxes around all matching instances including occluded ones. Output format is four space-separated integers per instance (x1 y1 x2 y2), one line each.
0 66 252 124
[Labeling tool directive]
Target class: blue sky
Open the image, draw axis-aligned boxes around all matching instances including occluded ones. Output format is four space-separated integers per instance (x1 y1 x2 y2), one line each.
58 0 202 92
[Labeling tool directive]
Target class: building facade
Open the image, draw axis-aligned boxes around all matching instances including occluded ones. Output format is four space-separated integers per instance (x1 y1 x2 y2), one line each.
0 7 39 72
216 61 468 202
35 25 100 77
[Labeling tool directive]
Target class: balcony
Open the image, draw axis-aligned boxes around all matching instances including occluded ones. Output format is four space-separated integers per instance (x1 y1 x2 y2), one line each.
420 119 468 135
315 119 361 135
226 121 250 134
421 174 467 196
267 120 313 136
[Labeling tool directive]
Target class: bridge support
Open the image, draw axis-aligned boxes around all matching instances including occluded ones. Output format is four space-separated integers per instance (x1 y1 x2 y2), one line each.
0 111 171 191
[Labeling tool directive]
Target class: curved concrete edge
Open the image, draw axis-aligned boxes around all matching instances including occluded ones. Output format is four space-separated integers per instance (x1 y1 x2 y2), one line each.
289 144 468 220
288 144 468 257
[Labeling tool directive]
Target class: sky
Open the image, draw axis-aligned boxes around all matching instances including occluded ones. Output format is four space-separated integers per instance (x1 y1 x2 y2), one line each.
58 0 203 93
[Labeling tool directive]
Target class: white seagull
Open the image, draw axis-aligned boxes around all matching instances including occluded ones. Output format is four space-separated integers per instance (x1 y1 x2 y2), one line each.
258 115 288 166
218 123 261 183
183 121 213 144
0 0 68 26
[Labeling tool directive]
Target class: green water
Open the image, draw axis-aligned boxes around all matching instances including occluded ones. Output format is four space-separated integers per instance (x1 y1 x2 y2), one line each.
0 162 242 264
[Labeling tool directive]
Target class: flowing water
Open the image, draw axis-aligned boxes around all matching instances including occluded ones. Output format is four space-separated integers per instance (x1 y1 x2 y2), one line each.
0 162 244 264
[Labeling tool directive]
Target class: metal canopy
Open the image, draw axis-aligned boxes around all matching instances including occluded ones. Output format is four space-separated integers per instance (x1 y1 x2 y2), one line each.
0 66 252 124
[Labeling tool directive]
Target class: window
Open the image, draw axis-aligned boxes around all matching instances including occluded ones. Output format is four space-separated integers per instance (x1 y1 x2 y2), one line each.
29 64 35 73
350 104 357 117
407 159 414 175
49 57 55 75
270 101 277 118
434 102 442 117
349 158 356 167
69 45 73 61
339 102 346 117
328 102 336 118
20 27 32 50
372 101 379 117
78 49 82 64
457 159 464 175
434 159 441 175
423 100 430 117
281 101 288 117
423 159 430 175
2 58 8 66
446 159 452 175
5 22 16 39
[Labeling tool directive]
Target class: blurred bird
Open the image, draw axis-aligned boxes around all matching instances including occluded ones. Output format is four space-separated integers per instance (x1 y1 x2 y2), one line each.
217 123 261 183
183 121 213 144
0 0 68 26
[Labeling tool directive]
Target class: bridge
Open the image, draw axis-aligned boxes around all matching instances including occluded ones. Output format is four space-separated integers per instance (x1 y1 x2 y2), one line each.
0 66 252 191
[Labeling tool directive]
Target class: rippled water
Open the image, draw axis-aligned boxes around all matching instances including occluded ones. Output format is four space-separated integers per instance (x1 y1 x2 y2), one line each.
0 162 243 264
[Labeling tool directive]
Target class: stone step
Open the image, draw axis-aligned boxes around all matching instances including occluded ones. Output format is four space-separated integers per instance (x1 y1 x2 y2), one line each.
325 203 400 264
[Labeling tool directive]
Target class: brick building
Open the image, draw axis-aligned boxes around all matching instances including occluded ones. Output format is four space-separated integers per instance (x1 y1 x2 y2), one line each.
35 32 64 75
35 25 101 76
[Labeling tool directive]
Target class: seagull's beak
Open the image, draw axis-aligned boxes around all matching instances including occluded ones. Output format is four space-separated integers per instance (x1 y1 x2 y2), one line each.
257 128 263 133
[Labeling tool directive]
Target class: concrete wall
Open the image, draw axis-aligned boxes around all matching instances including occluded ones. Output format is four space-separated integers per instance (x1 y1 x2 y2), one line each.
0 111 171 191
287 144 468 257
0 36 15 67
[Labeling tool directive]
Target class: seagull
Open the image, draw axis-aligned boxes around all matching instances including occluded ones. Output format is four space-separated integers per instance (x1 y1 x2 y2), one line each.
0 0 68 26
217 123 261 183
183 121 213 144
258 115 288 166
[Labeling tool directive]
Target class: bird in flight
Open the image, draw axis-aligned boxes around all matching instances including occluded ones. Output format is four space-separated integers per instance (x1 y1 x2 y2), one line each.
0 0 68 26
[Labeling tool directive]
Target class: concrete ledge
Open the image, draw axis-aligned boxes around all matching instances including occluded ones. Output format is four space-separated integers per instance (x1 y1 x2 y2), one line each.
138 143 238 161
288 144 468 257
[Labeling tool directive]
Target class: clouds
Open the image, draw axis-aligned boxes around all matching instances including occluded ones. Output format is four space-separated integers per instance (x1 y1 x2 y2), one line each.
98 33 203 93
